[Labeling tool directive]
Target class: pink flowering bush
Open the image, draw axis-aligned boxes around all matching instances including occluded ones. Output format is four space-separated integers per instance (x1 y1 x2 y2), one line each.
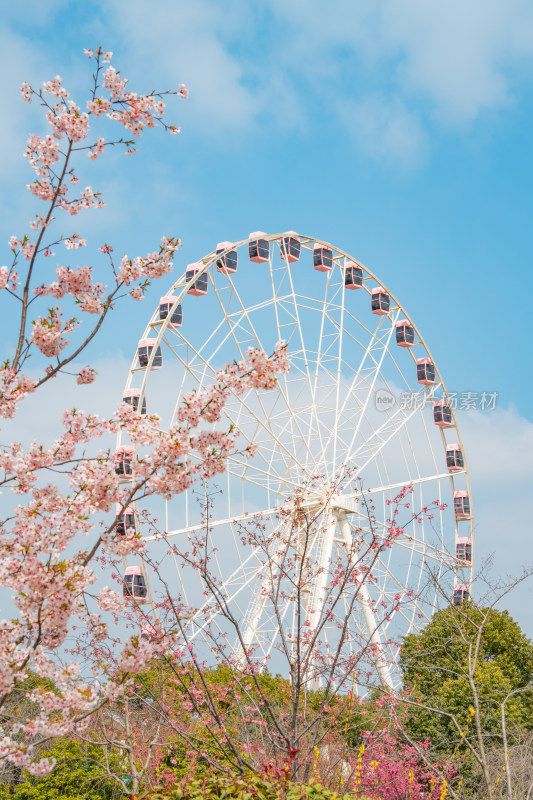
346 730 457 799
0 47 289 775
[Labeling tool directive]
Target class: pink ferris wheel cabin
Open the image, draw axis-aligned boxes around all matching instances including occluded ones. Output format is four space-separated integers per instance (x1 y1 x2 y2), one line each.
344 261 363 289
371 287 390 315
453 583 469 606
279 232 301 263
456 537 472 564
416 357 436 385
249 232 269 263
141 623 162 642
123 566 148 602
454 490 470 519
446 444 464 472
122 388 146 415
114 445 134 477
159 296 182 327
313 243 333 272
185 262 208 295
138 338 162 370
116 504 136 537
216 242 238 274
433 399 453 427
396 319 415 347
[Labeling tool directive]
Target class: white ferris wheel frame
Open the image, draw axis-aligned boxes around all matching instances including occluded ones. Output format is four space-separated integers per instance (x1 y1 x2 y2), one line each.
116 232 475 690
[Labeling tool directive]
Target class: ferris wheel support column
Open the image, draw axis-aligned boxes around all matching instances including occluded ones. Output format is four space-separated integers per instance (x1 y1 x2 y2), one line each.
337 511 394 691
234 523 291 666
300 509 338 690
306 510 338 622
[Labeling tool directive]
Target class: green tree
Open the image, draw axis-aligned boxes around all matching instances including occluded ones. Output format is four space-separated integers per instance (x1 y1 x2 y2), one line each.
0 671 58 793
398 603 533 797
0 739 122 800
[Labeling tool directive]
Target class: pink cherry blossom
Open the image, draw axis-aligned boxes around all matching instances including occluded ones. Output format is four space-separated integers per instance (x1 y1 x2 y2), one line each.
47 104 90 142
43 75 69 99
97 587 125 612
64 235 87 249
76 366 97 384
30 307 76 357
0 368 36 419
88 137 105 159
86 98 112 117
20 82 32 102
103 66 127 99
129 286 144 301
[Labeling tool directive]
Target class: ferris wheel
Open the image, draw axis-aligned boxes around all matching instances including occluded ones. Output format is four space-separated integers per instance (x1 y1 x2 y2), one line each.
114 232 474 690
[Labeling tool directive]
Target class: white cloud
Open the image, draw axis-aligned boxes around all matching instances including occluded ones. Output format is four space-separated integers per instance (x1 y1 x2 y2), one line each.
338 92 428 165
458 404 533 486
267 0 533 126
379 0 533 124
0 29 49 178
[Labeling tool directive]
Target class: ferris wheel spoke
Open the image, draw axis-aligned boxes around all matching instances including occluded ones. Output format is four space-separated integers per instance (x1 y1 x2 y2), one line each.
319 313 400 476
263 382 324 478
271 255 330 479
358 470 456 497
187 538 284 644
224 455 304 495
309 274 342 480
165 318 229 377
346 391 437 476
364 525 435 607
234 517 295 662
367 551 433 633
332 272 347 474
186 553 267 637
335 326 444 499
225 395 319 486
216 261 317 477
186 283 307 478
340 316 401 475
360 515 458 570
155 503 283 541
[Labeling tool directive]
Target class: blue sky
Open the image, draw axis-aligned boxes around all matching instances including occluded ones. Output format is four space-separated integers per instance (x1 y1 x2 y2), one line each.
1 0 532 633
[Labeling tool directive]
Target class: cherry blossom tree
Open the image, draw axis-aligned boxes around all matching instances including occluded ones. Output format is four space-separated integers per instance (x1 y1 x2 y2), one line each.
0 47 289 776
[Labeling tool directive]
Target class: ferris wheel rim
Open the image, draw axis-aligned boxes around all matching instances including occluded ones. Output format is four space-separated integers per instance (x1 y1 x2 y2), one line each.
115 232 475 681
